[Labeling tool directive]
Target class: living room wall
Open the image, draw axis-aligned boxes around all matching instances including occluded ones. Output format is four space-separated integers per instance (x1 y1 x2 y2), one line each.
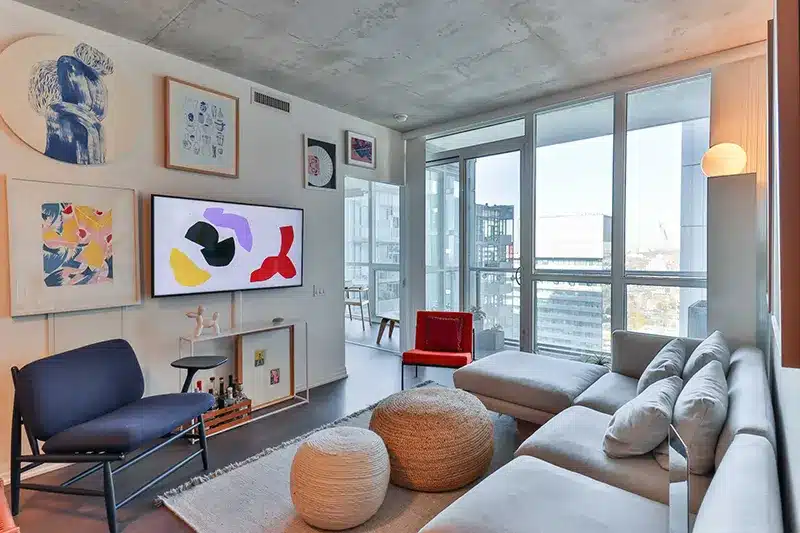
0 2 403 480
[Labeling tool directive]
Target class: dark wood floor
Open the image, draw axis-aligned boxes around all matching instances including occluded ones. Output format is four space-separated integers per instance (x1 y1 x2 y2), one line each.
344 315 401 354
9 343 480 533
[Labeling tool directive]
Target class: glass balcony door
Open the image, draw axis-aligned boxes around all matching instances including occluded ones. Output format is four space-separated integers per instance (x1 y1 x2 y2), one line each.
466 149 523 358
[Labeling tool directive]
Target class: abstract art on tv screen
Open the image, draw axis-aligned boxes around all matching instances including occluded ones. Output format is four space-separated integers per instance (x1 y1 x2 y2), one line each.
346 131 376 169
152 195 303 297
0 36 129 165
6 178 140 316
165 77 239 178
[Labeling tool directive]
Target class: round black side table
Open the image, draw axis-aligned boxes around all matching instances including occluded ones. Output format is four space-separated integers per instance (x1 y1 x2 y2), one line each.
171 356 229 393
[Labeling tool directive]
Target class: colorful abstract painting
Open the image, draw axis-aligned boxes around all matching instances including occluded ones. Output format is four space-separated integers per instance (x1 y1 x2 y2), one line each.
42 203 113 287
346 131 376 169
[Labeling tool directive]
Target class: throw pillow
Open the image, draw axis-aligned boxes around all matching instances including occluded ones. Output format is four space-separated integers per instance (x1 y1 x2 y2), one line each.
637 338 687 394
682 331 730 381
424 316 463 352
603 375 683 458
655 360 728 475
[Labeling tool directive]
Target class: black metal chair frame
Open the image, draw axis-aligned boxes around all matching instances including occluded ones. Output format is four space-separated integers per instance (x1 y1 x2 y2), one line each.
10 366 210 533
402 362 466 390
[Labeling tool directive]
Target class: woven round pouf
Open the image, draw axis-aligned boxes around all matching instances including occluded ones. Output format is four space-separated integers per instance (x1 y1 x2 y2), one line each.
369 387 494 492
290 427 390 530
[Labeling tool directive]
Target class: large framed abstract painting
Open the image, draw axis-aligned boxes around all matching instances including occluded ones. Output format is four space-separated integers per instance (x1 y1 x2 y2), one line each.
303 135 337 191
165 77 239 178
0 36 125 166
6 178 141 316
346 131 376 169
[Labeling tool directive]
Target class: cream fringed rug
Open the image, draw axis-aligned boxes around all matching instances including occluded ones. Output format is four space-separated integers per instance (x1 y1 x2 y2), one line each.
156 383 516 533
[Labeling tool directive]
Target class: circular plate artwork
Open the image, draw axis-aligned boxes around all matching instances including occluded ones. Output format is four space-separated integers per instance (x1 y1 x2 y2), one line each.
0 35 132 165
304 136 337 191
307 145 334 187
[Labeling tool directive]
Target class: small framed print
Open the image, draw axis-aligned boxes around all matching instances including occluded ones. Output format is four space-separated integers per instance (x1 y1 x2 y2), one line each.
304 135 337 191
270 368 280 385
346 131 376 169
165 76 239 178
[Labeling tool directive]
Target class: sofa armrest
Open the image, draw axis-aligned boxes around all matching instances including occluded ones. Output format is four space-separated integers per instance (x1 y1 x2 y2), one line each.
611 330 702 379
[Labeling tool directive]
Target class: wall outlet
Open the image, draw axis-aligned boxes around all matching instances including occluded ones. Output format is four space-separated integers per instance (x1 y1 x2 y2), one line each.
313 285 325 297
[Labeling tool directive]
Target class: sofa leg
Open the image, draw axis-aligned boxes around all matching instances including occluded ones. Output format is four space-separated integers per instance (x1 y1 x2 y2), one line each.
10 403 21 516
198 419 210 470
103 462 117 533
415 366 419 378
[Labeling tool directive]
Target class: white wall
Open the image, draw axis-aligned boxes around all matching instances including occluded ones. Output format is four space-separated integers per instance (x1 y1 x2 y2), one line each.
0 2 402 479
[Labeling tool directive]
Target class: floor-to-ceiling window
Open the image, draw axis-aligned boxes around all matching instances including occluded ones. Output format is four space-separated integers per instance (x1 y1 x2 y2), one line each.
344 177 402 321
423 73 710 363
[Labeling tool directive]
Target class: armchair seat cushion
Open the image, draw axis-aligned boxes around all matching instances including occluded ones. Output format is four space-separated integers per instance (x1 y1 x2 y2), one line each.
43 393 215 454
403 349 472 368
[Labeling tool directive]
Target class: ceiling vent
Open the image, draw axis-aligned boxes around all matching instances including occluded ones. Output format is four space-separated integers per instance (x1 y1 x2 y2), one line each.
251 88 290 113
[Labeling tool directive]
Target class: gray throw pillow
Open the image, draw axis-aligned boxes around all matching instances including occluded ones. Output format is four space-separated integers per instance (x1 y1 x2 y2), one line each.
603 376 683 458
655 360 728 475
637 338 687 394
682 331 730 381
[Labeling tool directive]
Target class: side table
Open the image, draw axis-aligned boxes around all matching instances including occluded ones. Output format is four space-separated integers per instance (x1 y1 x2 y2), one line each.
171 355 229 393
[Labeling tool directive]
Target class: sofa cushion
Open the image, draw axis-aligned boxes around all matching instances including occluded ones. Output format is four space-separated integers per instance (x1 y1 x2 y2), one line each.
454 351 608 415
657 361 728 475
515 406 711 513
693 435 783 533
611 330 702 380
403 349 472 367
419 456 670 533
637 338 687 394
714 346 777 469
15 339 145 440
603 376 683 457
682 330 730 381
43 393 215 454
574 373 638 415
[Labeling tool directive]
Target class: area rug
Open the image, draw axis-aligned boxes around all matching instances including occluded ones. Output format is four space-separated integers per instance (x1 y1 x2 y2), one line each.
156 382 517 532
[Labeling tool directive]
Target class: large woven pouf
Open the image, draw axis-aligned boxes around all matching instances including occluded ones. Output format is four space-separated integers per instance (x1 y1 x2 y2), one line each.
369 387 494 492
290 427 390 531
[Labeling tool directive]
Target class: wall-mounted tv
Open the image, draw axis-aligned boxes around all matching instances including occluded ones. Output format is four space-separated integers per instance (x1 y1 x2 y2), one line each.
151 194 304 297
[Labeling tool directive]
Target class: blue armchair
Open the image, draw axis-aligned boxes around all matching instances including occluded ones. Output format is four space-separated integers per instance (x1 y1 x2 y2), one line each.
10 339 215 533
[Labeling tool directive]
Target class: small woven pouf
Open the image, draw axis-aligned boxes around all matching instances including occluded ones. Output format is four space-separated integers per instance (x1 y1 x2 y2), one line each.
369 387 494 492
290 427 390 530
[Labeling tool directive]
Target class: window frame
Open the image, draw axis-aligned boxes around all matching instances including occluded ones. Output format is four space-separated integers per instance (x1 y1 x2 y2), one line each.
344 177 401 322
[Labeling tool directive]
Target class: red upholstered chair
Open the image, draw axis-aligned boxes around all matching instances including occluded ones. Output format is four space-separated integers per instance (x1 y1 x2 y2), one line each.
401 311 473 389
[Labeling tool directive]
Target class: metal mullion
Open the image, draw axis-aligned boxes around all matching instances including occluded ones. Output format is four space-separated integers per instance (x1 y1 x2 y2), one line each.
522 113 535 352
427 137 526 164
533 272 613 285
611 91 628 333
459 155 468 312
623 276 707 289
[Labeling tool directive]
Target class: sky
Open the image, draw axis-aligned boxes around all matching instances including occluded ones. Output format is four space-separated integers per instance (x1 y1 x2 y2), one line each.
473 121 701 260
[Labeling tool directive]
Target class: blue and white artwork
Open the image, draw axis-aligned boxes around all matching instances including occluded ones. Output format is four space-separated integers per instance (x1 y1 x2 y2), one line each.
165 77 239 178
0 36 126 166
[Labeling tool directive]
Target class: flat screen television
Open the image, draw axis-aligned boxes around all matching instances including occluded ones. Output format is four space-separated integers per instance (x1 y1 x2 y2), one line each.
151 194 304 297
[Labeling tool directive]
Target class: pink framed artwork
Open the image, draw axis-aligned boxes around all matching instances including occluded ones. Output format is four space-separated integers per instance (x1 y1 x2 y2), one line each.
346 131 376 169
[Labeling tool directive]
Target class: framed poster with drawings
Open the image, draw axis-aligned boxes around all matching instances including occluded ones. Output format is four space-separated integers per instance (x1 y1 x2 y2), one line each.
165 77 239 178
236 327 294 410
6 178 141 316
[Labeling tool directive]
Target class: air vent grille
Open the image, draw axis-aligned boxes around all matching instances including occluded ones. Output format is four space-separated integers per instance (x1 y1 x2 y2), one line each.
251 89 290 113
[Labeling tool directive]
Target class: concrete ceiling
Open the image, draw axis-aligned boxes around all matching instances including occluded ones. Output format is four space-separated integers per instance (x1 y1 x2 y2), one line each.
19 0 771 132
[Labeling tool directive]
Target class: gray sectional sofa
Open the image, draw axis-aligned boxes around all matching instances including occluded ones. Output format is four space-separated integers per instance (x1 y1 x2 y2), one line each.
420 330 782 533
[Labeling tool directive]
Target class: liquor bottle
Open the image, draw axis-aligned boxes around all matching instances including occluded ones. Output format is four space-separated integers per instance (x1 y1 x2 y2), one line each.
228 374 234 390
209 377 216 397
196 380 203 393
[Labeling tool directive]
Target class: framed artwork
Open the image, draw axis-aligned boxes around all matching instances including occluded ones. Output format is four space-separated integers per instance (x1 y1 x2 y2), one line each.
0 36 131 165
346 131 376 169
304 135 337 190
165 77 239 178
236 328 293 410
6 178 141 316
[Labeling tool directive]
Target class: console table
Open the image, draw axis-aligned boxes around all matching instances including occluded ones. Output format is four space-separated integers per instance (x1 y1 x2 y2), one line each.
178 320 309 436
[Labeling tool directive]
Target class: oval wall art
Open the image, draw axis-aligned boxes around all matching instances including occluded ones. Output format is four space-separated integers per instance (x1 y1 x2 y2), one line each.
0 35 130 165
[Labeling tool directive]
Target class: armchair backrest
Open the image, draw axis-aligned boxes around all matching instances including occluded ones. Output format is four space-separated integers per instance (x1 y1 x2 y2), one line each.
14 339 145 441
414 311 473 354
